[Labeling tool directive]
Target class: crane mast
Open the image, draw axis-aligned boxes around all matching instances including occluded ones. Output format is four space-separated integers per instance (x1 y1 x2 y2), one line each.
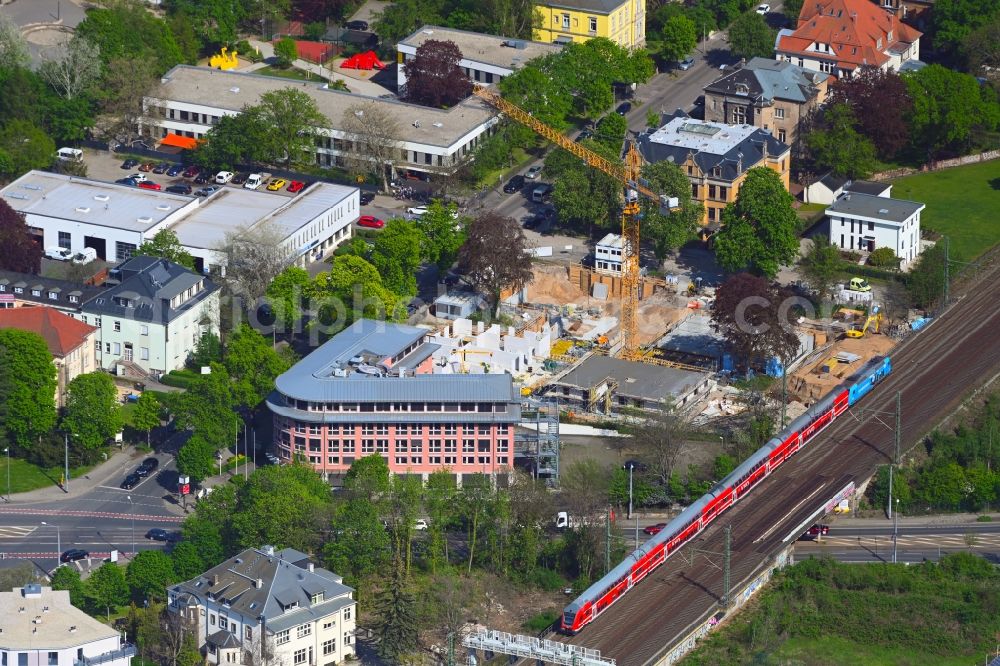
471 84 662 359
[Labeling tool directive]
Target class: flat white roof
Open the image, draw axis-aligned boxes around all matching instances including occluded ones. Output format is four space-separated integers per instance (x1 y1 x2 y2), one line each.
399 25 561 70
1 171 195 233
596 233 622 249
0 586 118 649
647 118 759 155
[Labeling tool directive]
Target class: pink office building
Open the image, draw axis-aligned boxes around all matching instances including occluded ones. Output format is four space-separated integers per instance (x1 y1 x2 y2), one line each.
267 319 520 483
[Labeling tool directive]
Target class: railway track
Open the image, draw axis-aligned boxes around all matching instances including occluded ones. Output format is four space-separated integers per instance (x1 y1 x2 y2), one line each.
562 261 1000 665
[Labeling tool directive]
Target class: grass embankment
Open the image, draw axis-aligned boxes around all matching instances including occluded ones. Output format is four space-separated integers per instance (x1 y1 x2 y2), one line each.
2 457 96 494
682 554 1000 665
255 65 327 82
891 160 1000 262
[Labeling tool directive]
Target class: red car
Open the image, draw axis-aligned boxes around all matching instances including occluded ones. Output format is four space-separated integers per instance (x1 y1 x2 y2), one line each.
806 524 831 536
182 165 201 178
137 181 162 190
138 162 155 172
358 215 384 229
643 522 667 536
287 180 305 193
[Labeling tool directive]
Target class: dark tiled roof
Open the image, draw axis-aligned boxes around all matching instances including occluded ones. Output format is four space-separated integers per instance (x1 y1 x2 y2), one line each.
705 58 827 105
844 180 891 196
0 270 100 310
818 172 851 191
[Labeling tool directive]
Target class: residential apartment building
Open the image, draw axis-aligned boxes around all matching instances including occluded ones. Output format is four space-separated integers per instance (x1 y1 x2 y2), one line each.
875 0 935 27
594 233 624 274
0 307 97 406
168 546 356 666
142 66 499 179
826 191 925 266
266 319 521 484
0 270 100 313
398 26 562 91
775 0 921 78
0 584 134 666
636 111 790 227
534 0 646 49
72 256 220 376
703 57 831 144
1 170 359 273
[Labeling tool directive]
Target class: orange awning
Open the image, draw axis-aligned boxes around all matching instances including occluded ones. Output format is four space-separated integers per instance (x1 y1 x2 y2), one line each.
160 133 200 150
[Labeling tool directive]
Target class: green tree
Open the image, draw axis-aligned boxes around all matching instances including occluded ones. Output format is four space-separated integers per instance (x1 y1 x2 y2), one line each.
370 218 424 297
869 247 900 269
51 565 85 607
274 37 297 67
88 562 128 620
189 331 222 368
372 0 440 45
126 550 175 603
0 13 30 70
805 103 877 178
728 12 776 60
799 234 841 302
76 2 184 73
714 167 799 278
497 60 573 129
0 329 57 449
0 199 42 274
555 38 654 119
344 453 392 497
229 464 332 552
135 230 195 269
414 200 466 271
176 434 216 483
195 107 272 170
131 392 161 447
640 160 703 259
0 120 56 179
180 510 227 568
257 88 327 168
783 0 804 21
424 470 457 573
266 266 312 331
594 112 628 150
904 64 1000 157
929 0 1000 62
545 141 620 230
63 373 122 450
373 568 419 661
657 14 698 63
964 17 1000 74
312 255 402 328
169 363 240 451
907 242 947 309
168 541 205 581
457 212 534 309
324 498 391 582
916 461 967 510
223 323 292 409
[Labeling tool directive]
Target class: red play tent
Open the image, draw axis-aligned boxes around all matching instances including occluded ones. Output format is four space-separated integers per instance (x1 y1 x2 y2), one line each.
340 50 385 70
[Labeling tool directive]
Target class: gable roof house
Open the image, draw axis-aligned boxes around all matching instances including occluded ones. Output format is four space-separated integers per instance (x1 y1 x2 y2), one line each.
775 0 922 78
703 57 831 144
73 255 220 378
168 546 356 665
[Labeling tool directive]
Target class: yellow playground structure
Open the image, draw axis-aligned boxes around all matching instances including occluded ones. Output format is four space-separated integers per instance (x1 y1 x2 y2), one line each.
209 47 239 70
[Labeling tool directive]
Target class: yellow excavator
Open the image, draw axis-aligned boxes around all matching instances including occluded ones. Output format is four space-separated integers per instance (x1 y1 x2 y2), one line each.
845 305 882 339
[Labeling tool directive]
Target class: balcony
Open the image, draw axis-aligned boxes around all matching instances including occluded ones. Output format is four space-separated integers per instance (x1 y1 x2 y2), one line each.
74 645 137 666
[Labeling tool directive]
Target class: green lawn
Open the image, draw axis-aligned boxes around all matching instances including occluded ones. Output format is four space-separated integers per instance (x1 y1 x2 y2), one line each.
890 160 1000 262
2 457 96 494
770 635 975 666
255 65 327 83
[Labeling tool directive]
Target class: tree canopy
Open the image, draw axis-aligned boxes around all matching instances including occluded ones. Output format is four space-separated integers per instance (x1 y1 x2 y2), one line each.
714 167 800 278
0 120 56 179
403 39 472 108
135 230 195 269
640 161 703 259
312 255 403 329
799 234 841 303
903 65 1000 158
168 363 240 451
0 199 42 274
457 212 534 307
63 373 123 450
656 14 698 63
805 103 877 179
223 323 292 409
711 272 801 366
414 200 466 271
0 330 57 449
727 12 776 60
829 67 912 160
370 219 424 297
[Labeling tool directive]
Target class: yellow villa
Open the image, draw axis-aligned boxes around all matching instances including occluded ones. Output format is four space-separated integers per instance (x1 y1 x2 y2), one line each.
533 0 646 49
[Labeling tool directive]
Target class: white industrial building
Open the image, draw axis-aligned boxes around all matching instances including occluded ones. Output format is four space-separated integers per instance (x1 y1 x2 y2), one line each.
0 584 134 666
1 171 358 274
826 192 925 266
397 25 561 91
594 233 624 274
141 65 499 178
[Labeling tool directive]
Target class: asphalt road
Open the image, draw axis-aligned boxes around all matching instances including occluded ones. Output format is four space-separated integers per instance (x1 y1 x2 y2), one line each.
797 531 1000 564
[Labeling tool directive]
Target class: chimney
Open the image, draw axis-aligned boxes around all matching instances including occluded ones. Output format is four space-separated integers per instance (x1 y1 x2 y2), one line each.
308 563 315 573
256 578 264 589
212 575 219 586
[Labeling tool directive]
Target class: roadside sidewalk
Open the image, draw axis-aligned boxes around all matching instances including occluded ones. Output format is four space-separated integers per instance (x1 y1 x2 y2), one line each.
831 512 1000 528
8 446 140 504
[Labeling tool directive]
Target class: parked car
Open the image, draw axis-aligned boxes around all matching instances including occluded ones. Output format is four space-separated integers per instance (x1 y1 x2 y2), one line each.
137 181 161 191
678 57 695 71
215 170 234 184
120 158 139 170
71 248 97 265
60 549 89 563
575 129 594 142
756 3 770 13
360 191 375 205
140 457 159 474
525 165 543 180
115 177 138 186
244 173 264 190
346 19 369 31
406 206 428 218
45 247 73 261
522 215 542 230
166 531 182 543
232 172 249 185
615 101 632 115
358 215 385 229
804 524 831 538
138 162 155 172
166 164 185 177
287 180 305 193
849 277 872 292
194 173 212 184
643 522 668 535
413 519 429 531
135 465 151 478
182 165 201 178
165 184 193 195
152 162 171 174
145 528 170 541
195 185 221 197
266 178 287 191
121 473 140 489
503 174 525 193
127 173 149 183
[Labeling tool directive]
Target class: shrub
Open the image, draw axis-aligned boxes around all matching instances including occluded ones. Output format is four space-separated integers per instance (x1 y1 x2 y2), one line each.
869 247 900 268
977 515 993 522
522 609 561 632
525 566 566 592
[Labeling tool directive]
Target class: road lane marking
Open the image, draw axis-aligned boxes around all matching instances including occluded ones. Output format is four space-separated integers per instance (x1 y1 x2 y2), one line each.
0 526 35 539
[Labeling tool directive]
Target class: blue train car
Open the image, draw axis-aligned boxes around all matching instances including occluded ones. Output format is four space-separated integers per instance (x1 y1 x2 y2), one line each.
847 355 891 405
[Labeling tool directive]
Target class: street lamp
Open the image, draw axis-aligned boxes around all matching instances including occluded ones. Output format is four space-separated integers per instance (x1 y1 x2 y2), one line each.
4 447 9 503
892 497 899 564
127 495 135 559
41 521 60 571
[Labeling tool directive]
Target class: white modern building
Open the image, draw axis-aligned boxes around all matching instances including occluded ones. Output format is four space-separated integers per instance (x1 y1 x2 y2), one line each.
0 584 134 666
168 546 357 666
397 25 561 91
73 256 221 376
594 233 623 274
141 65 500 178
826 192 925 266
1 171 359 274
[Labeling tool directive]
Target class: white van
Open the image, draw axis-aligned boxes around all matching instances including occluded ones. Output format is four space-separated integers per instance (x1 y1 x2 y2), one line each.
71 247 98 265
532 183 553 203
56 147 83 162
244 173 263 190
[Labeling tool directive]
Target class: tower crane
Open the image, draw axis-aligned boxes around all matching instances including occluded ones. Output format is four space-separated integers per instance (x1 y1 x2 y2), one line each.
471 84 678 360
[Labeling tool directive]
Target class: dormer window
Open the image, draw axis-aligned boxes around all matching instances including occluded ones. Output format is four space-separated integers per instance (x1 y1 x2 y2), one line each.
311 592 324 604
31 289 41 297
888 30 893 41
48 291 58 300
735 83 749 94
